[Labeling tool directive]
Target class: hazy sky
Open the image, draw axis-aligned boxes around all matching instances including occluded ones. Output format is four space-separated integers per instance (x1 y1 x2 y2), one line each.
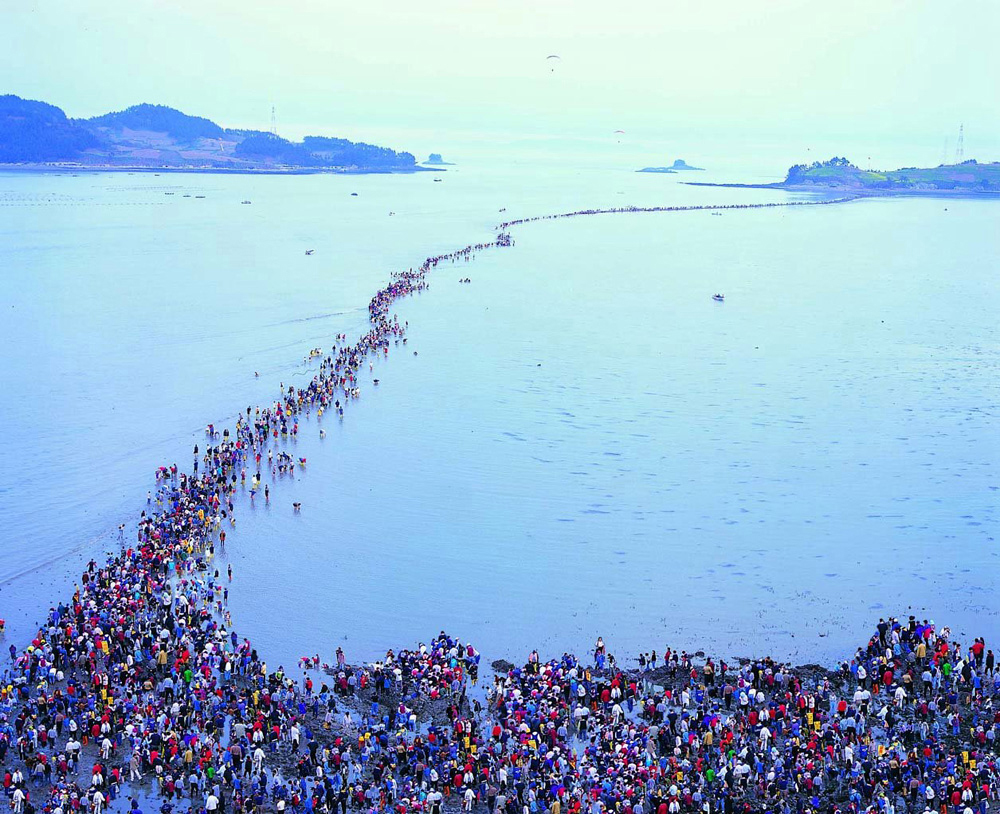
2 0 998 164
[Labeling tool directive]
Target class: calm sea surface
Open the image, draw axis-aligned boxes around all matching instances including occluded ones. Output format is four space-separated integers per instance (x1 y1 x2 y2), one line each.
1 159 997 671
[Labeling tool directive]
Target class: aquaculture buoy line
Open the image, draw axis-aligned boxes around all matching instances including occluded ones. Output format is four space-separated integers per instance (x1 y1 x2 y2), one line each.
27 193 1000 814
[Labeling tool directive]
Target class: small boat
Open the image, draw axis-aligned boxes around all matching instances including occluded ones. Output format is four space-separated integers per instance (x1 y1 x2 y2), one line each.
195 195 205 199
433 178 442 182
241 200 252 204
305 249 314 255
351 193 359 197
712 294 725 302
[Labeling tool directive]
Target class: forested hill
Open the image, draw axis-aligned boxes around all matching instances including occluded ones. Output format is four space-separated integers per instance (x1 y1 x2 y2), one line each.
0 95 99 162
86 104 225 141
0 94 420 172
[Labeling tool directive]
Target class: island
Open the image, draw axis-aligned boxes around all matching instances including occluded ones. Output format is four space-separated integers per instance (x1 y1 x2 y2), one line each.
637 158 704 173
670 159 704 170
0 94 426 173
688 156 1000 195
424 153 454 165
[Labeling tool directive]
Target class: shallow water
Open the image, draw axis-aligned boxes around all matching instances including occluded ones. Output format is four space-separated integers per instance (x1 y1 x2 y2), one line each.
1 163 998 671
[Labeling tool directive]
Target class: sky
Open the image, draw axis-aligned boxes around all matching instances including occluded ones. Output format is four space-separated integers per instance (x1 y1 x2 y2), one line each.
2 0 998 167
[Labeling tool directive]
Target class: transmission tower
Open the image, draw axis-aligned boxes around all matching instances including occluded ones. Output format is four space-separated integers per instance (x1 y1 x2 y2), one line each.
270 106 277 136
955 124 964 163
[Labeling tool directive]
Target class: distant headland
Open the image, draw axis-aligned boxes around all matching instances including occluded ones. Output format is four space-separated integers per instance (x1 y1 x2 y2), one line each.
424 153 454 165
0 94 427 173
690 156 1000 195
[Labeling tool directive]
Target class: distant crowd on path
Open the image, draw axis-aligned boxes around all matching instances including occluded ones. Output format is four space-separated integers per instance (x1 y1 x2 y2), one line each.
495 197 857 232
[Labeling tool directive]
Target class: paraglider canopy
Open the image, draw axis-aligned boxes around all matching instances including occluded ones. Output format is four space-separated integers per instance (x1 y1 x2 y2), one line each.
546 54 560 72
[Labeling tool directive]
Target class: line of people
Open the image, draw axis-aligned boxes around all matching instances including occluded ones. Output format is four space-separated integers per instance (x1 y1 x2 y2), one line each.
496 197 856 232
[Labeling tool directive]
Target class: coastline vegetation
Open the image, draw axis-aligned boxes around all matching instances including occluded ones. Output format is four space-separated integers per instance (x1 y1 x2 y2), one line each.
783 156 1000 192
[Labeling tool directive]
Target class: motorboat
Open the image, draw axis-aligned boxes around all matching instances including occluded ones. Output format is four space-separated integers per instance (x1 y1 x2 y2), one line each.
712 294 725 302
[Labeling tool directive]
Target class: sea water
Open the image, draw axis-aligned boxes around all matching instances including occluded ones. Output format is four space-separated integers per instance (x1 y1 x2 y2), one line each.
1 160 997 671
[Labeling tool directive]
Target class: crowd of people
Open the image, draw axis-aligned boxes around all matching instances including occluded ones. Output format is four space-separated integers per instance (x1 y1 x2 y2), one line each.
6 196 999 814
471 619 1000 814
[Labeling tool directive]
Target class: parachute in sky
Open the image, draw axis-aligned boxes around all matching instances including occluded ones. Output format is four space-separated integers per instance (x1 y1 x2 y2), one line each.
546 54 560 72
